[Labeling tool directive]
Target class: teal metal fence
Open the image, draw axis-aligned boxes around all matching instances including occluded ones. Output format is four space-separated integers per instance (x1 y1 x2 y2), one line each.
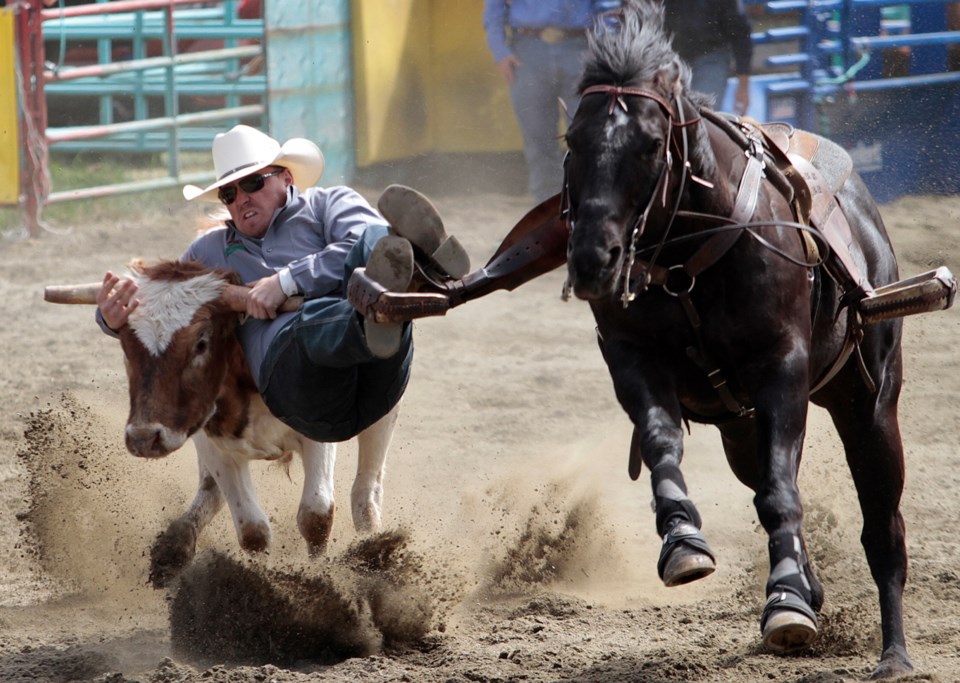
42 0 267 154
264 0 353 183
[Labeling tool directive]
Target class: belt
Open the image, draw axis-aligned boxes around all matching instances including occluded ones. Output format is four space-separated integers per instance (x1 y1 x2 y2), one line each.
512 26 586 44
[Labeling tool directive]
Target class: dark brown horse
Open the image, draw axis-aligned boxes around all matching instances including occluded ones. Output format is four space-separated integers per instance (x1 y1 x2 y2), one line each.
563 1 911 678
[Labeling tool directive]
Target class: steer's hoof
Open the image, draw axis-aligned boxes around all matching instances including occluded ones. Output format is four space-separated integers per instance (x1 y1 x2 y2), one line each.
761 587 819 652
149 519 197 589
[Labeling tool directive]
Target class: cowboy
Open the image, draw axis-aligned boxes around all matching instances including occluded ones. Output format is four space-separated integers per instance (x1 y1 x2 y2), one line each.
95 124 470 442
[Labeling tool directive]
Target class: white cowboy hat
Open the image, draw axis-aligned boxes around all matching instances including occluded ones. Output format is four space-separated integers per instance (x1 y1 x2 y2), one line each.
183 124 325 202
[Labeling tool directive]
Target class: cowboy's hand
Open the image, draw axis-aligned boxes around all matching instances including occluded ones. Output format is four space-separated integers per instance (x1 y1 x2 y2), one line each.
97 271 139 331
497 54 521 85
247 274 286 319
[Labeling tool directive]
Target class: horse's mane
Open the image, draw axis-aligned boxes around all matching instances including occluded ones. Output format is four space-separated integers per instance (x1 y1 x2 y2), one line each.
577 1 722 209
580 0 711 110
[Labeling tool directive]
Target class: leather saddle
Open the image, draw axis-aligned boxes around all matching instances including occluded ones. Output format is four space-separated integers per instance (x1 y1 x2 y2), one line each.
709 111 955 324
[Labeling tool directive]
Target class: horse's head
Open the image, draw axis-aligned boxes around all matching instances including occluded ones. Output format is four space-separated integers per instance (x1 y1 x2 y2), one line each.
564 0 710 301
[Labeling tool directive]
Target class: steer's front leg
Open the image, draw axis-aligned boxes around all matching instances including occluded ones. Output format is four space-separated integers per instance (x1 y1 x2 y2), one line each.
149 457 224 588
351 403 399 532
194 431 271 552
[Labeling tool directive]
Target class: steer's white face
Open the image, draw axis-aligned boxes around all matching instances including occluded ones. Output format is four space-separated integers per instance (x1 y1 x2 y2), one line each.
118 266 241 458
126 271 226 355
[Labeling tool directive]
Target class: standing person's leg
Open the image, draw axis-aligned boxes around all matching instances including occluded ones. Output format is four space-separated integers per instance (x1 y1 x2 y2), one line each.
556 36 588 134
689 49 732 111
510 35 566 202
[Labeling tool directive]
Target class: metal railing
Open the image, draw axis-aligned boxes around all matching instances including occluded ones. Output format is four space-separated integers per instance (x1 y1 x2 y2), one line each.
16 0 266 236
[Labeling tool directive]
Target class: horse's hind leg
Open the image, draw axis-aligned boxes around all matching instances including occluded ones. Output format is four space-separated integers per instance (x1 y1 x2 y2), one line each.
821 347 912 679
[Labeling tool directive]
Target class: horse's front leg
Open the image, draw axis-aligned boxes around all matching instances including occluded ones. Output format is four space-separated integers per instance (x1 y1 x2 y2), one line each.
751 370 823 652
607 354 717 587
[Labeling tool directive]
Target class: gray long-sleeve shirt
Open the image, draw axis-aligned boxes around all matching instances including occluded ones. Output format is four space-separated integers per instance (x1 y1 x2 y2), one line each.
101 184 388 388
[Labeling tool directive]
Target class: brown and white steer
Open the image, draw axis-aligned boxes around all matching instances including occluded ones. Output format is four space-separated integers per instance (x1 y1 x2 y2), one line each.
49 260 397 587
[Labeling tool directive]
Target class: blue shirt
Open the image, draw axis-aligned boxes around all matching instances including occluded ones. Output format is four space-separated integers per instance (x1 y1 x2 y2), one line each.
483 0 617 63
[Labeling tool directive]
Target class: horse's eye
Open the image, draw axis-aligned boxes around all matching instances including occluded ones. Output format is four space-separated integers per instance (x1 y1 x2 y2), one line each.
645 138 664 156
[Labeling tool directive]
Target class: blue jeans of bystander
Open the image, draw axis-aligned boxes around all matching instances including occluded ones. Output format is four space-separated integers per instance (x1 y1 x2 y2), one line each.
509 33 587 202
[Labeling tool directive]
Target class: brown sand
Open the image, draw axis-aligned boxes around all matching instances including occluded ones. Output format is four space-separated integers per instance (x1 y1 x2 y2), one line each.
1 166 959 682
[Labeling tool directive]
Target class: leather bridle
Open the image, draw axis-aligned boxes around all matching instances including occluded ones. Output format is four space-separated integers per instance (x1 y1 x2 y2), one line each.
565 84 701 307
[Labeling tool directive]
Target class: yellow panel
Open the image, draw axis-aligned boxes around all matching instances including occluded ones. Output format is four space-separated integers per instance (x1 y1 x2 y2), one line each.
0 7 19 205
428 0 522 153
352 0 522 166
352 0 433 166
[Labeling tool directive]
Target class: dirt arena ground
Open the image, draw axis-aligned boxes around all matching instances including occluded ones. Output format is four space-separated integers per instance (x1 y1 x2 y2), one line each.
1 164 959 682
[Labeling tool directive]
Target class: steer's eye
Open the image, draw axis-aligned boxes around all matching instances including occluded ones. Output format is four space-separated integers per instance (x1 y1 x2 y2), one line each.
195 338 208 355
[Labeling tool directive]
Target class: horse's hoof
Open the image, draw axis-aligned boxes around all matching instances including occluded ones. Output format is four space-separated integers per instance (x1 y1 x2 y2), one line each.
868 645 913 680
661 546 716 587
760 586 819 652
761 608 818 652
657 522 717 587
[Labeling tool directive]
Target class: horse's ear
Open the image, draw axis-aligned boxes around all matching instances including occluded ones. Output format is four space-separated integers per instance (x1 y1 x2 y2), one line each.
653 56 686 98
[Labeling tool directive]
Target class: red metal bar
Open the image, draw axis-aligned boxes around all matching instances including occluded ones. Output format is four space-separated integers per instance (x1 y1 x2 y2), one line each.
39 0 202 21
42 44 260 83
17 0 50 238
17 0 264 236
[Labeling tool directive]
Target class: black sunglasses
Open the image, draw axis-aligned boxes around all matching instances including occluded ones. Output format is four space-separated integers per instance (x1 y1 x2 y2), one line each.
218 170 282 205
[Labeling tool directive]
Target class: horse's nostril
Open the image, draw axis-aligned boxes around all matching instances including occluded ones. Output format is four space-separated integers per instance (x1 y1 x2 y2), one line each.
607 245 623 270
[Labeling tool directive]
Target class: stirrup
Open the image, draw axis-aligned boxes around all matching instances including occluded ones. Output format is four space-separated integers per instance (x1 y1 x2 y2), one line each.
858 266 957 324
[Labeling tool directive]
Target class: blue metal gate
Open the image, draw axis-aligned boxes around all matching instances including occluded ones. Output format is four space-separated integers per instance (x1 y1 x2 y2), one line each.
741 0 960 202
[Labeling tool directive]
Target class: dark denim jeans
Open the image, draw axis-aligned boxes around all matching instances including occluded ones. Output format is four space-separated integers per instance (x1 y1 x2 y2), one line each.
259 225 413 442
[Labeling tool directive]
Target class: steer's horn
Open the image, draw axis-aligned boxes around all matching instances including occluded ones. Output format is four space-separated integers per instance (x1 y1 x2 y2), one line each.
221 284 303 313
45 282 303 313
44 283 101 304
